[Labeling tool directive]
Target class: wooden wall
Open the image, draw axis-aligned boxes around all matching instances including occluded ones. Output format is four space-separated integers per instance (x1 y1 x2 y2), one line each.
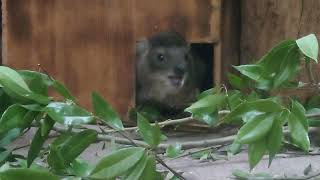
5 0 318 117
241 0 320 65
241 0 320 99
2 0 225 119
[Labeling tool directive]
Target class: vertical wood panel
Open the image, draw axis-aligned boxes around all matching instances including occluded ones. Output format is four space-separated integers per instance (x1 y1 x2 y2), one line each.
220 0 241 84
3 0 224 118
133 0 221 43
241 0 320 99
3 0 135 117
241 0 320 63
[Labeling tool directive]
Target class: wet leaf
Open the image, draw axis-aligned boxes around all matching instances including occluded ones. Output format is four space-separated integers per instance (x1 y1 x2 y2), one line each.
236 113 275 144
0 104 28 134
0 168 59 180
137 113 162 148
90 147 145 179
166 143 182 158
296 34 318 62
248 139 267 170
45 102 94 125
92 92 123 130
27 117 55 167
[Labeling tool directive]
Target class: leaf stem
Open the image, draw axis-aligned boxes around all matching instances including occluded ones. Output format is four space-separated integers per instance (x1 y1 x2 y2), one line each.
305 58 316 85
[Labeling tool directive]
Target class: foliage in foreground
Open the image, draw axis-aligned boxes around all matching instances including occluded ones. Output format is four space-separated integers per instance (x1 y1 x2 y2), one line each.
0 34 318 179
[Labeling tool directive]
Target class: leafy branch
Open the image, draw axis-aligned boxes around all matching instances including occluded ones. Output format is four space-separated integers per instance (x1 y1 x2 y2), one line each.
0 33 319 179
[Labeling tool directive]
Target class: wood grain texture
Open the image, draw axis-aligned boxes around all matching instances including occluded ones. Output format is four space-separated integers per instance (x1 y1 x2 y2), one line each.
241 0 320 99
3 0 222 118
133 0 221 43
220 0 240 85
241 0 320 63
3 0 135 116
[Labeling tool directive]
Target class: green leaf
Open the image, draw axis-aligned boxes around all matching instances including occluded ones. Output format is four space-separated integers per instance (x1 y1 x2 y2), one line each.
136 105 165 122
248 138 267 170
232 169 272 180
92 92 123 130
305 95 320 109
139 155 158 180
236 113 275 144
186 94 226 114
18 70 53 96
0 168 59 180
227 73 247 90
266 119 283 167
196 87 220 100
228 142 242 155
288 113 310 152
258 40 296 75
273 46 300 88
166 143 182 158
137 113 162 148
0 104 28 134
0 128 20 147
48 130 97 170
186 93 225 125
90 147 145 179
223 99 282 123
0 89 12 115
27 117 55 167
0 150 12 165
45 102 94 125
0 66 31 92
232 169 251 179
52 80 75 101
0 67 51 105
192 110 218 126
21 104 44 112
59 130 97 165
21 111 38 130
123 153 148 180
234 65 264 82
227 90 243 110
47 145 66 170
296 34 319 62
23 93 51 105
291 100 308 130
68 159 94 177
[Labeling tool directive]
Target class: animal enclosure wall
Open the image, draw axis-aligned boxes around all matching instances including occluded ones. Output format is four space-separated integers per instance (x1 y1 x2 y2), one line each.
241 0 320 99
2 0 233 119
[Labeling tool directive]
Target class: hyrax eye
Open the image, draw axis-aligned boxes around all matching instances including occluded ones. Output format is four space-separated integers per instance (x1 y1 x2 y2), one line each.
157 54 165 62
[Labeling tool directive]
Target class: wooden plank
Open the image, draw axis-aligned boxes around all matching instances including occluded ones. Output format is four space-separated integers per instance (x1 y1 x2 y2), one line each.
220 0 241 84
133 0 221 43
241 0 320 63
3 0 223 119
2 0 135 117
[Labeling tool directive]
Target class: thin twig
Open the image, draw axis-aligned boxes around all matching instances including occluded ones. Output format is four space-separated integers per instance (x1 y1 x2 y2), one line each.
12 144 30 151
305 60 316 85
51 124 319 151
171 145 222 160
155 156 186 180
104 110 231 133
232 171 320 180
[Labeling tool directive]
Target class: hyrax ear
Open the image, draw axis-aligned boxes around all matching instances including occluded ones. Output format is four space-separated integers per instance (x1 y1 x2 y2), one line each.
136 38 149 57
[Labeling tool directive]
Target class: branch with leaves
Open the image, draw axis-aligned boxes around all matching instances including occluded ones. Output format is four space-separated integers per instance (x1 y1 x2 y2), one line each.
0 34 319 179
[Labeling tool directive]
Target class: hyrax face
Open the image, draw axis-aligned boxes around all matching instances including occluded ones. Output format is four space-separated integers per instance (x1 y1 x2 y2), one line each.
145 45 190 90
136 32 199 109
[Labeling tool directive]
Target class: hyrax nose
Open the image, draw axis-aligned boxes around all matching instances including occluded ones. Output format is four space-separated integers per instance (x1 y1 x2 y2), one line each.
174 64 186 76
